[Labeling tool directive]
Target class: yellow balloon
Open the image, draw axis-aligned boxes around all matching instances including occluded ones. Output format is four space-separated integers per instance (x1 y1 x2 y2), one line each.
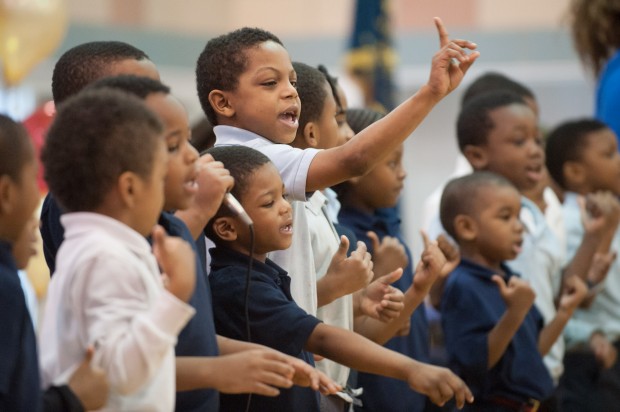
0 0 68 87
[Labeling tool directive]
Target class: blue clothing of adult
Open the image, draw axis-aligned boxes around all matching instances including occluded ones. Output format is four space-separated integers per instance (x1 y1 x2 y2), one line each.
596 49 620 146
338 206 429 412
209 246 321 412
158 212 219 412
441 259 553 409
40 193 64 274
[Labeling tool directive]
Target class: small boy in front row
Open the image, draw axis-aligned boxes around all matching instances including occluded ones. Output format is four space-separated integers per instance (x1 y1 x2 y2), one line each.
204 145 474 412
439 172 586 411
40 89 196 411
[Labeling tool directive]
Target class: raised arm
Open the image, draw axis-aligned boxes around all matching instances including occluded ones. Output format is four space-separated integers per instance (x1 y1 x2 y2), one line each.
305 18 479 192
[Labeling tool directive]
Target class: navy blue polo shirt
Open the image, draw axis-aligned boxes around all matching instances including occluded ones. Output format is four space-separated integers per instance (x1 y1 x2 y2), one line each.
338 206 429 412
209 246 321 412
0 241 41 411
440 259 554 406
158 212 219 412
40 193 64 274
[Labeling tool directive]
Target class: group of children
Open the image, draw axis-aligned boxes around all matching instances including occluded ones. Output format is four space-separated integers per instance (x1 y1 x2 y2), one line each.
1 13 617 412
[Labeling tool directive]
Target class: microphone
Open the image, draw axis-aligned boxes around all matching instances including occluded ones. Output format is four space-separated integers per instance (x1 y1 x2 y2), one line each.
223 192 253 226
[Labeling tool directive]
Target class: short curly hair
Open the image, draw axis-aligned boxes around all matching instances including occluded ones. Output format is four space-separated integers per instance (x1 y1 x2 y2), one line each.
440 171 515 241
203 145 272 244
545 118 608 190
85 75 170 99
292 62 328 133
42 88 164 212
196 27 283 126
457 90 527 152
52 41 150 104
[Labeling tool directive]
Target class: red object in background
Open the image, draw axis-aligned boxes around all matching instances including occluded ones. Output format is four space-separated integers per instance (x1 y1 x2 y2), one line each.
22 101 55 193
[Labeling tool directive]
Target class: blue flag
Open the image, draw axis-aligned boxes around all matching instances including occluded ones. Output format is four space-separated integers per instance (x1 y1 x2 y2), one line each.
346 0 396 111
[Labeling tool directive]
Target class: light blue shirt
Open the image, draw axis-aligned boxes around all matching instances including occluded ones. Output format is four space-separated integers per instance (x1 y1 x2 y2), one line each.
563 192 620 346
507 196 565 382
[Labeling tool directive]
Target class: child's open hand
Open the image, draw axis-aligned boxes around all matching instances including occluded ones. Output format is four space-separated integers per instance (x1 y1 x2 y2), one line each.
152 225 196 302
282 355 342 395
194 154 234 221
367 231 408 280
558 275 588 315
325 236 374 296
436 234 460 277
581 191 620 238
590 332 618 369
68 346 109 411
491 275 535 314
426 17 479 100
412 231 446 295
405 361 474 409
358 268 405 322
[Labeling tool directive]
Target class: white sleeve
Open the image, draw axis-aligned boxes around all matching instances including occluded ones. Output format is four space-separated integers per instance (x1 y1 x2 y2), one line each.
71 255 194 395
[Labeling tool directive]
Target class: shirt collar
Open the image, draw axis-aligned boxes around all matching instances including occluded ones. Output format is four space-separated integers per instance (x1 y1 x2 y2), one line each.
209 246 288 280
61 212 152 255
213 125 274 147
459 257 517 282
0 240 17 271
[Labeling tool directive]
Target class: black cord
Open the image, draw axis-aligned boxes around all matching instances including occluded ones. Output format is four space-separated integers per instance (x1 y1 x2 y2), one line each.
244 224 255 412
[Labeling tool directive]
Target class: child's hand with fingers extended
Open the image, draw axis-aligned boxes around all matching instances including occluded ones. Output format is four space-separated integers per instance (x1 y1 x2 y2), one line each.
558 275 588 315
68 346 109 411
358 268 405 322
282 355 341 395
405 361 474 409
491 275 535 315
368 231 408 280
436 234 460 277
412 231 446 295
426 17 479 100
325 236 374 296
151 225 196 302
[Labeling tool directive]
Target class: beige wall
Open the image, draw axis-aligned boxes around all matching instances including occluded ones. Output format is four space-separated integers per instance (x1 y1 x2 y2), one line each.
68 0 572 35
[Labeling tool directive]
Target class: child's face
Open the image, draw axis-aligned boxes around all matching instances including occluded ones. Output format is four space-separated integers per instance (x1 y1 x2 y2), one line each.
224 41 300 144
469 185 524 266
12 216 38 269
576 128 620 195
237 163 293 258
335 84 354 144
2 147 40 243
145 93 198 211
352 144 406 211
311 82 348 150
478 104 544 192
132 139 169 236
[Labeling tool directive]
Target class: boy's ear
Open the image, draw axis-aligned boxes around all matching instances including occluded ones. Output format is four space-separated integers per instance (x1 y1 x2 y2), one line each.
0 175 15 216
462 145 489 171
563 161 585 189
208 89 234 120
212 216 238 242
453 214 477 242
302 121 320 148
117 171 138 208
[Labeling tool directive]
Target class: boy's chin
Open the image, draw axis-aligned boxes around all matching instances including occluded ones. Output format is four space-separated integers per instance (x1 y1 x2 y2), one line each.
270 130 298 145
